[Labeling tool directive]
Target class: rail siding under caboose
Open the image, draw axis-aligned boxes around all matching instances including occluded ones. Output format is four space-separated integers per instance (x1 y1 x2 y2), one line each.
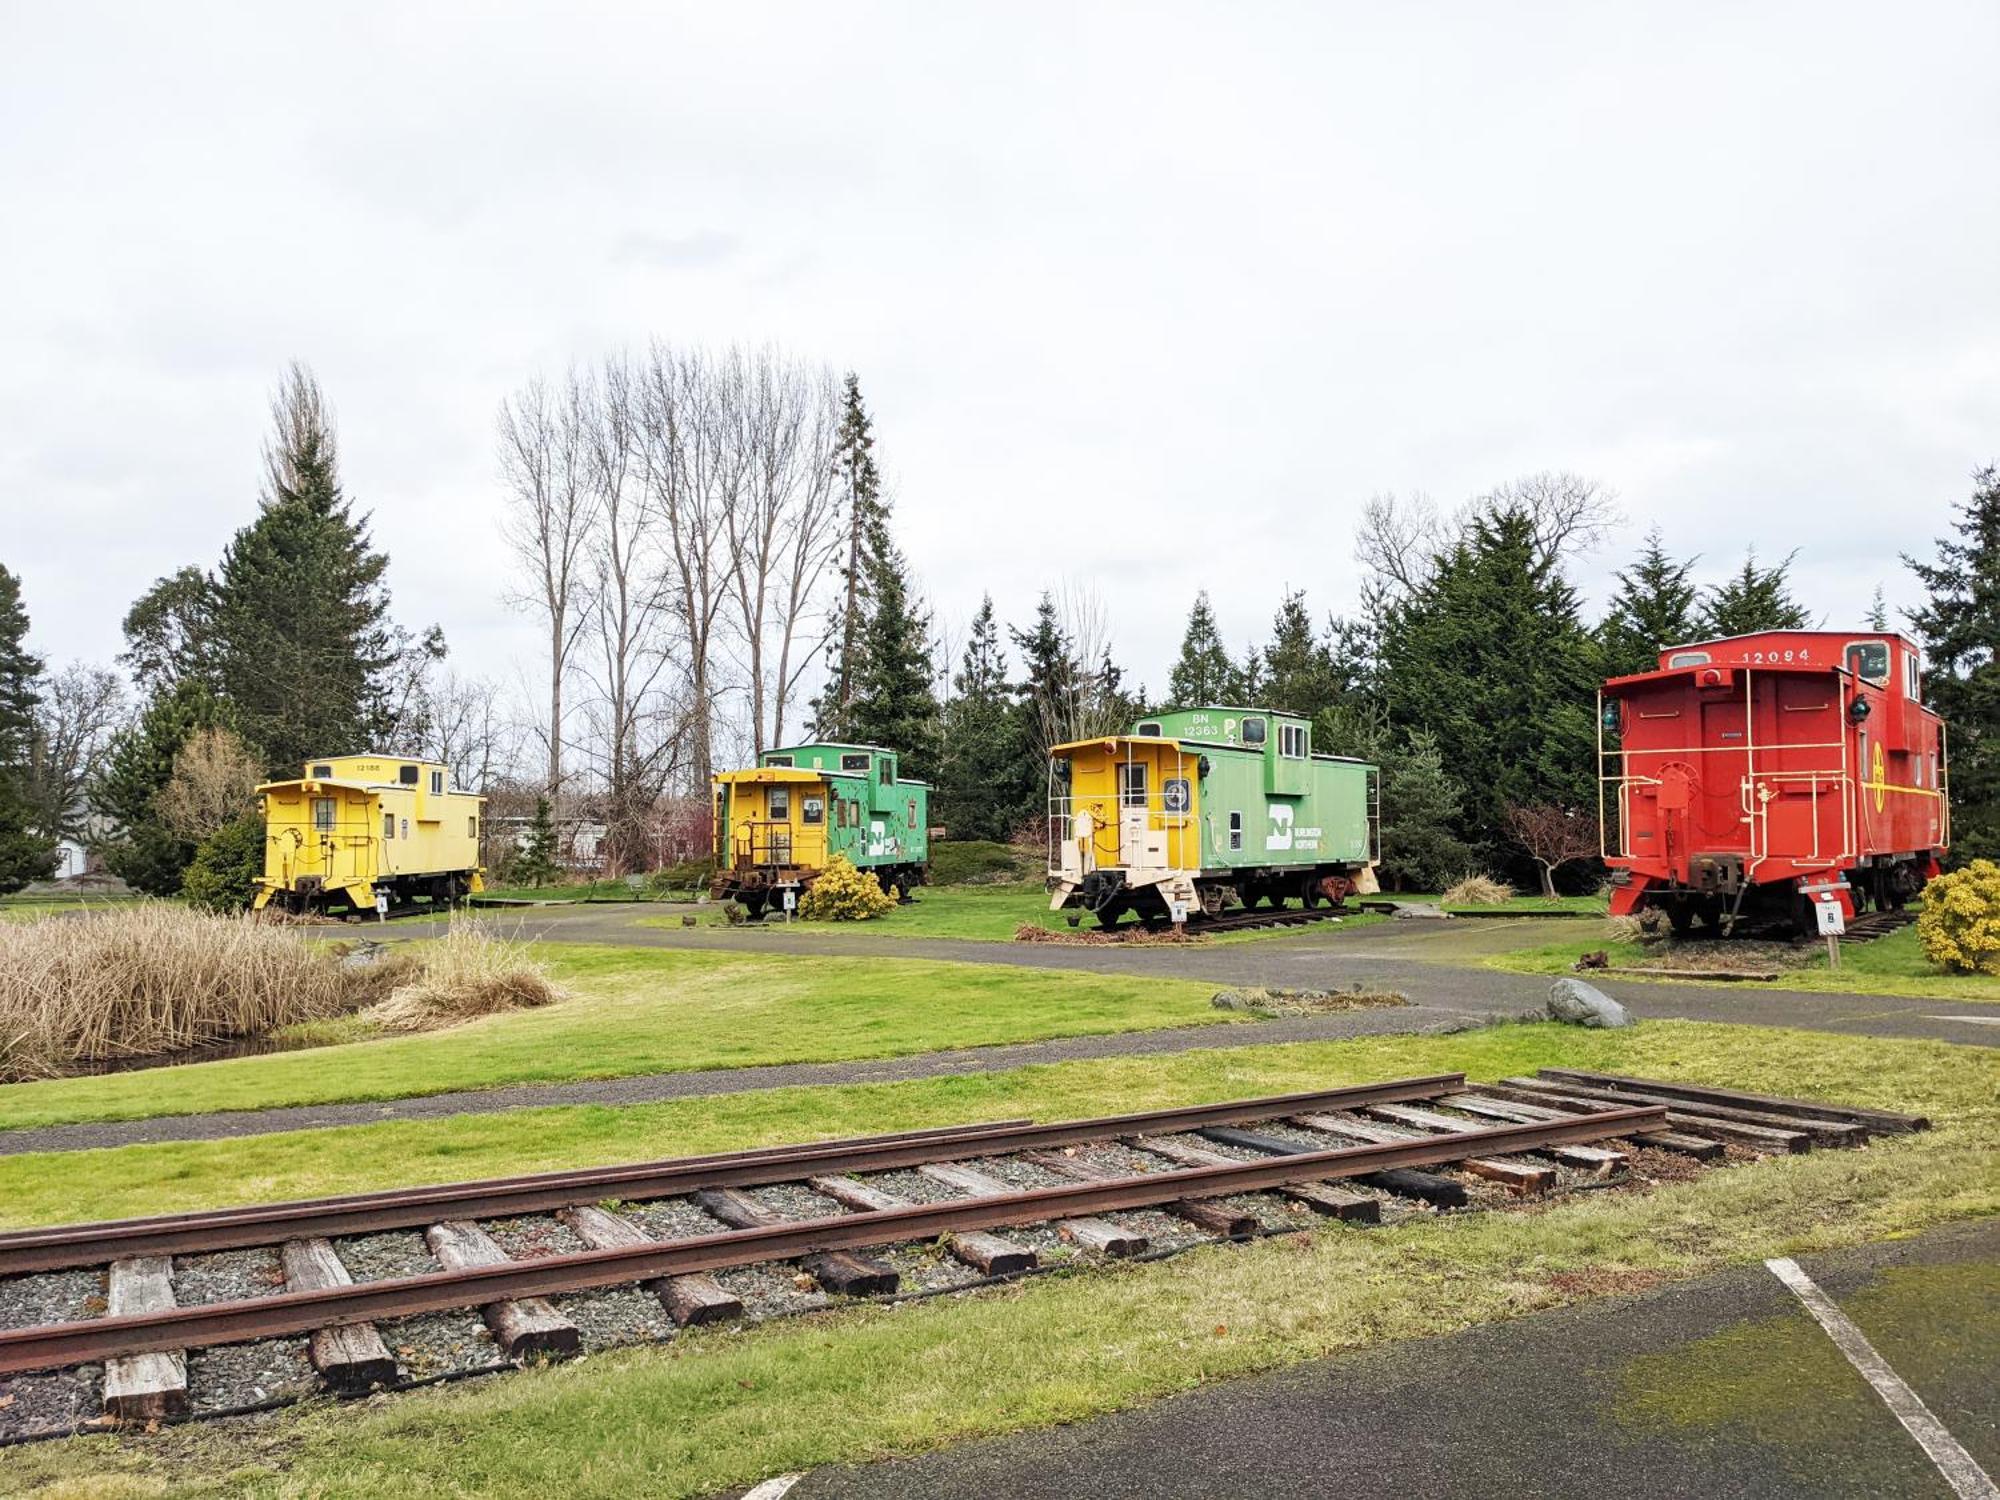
1600 629 1948 934
1047 706 1379 927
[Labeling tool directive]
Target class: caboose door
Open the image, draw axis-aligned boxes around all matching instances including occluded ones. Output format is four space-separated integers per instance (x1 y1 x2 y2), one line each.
1699 697 1752 850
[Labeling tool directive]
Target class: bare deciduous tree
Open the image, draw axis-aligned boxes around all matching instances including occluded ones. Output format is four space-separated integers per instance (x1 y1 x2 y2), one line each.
155 727 264 840
417 669 518 792
499 372 601 796
1477 471 1620 572
1504 802 1599 898
27 662 128 840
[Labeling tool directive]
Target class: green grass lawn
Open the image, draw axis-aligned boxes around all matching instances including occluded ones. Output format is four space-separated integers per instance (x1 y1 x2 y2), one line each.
5 1020 1992 1499
0 947 1227 1133
1486 919 2000 1001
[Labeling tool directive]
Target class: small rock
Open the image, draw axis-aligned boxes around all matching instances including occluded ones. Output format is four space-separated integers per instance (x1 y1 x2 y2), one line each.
1392 902 1452 920
1546 978 1634 1028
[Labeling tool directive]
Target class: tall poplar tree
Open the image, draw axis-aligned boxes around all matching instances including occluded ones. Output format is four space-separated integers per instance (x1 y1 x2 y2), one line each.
1166 591 1238 708
1906 464 2000 859
1599 530 1701 676
0 565 57 892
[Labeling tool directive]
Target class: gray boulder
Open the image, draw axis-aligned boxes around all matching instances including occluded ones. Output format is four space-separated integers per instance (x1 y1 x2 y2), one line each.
1546 977 1634 1028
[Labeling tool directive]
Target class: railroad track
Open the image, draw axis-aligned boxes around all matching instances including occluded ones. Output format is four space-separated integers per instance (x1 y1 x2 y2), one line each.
0 1072 1924 1440
1837 908 1918 946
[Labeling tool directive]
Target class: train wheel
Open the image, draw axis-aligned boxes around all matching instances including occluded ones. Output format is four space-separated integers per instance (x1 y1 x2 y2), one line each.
1094 898 1128 931
1667 903 1696 936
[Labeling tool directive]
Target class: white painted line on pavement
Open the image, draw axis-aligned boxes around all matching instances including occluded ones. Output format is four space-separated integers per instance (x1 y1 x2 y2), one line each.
1927 1015 2000 1026
1766 1257 1998 1500
741 1476 803 1500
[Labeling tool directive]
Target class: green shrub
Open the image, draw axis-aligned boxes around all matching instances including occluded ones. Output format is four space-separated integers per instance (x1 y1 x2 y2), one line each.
180 813 266 913
929 840 1034 885
799 856 897 921
1916 860 2000 974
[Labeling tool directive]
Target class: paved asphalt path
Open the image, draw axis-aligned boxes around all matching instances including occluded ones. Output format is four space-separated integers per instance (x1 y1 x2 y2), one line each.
9 906 1989 1155
778 1218 2000 1500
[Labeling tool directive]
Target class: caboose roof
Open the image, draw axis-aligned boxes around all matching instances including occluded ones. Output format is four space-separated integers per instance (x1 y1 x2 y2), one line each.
1659 628 1918 654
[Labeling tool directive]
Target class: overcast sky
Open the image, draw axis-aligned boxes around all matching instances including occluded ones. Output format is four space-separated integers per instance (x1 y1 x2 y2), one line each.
4 2 1996 707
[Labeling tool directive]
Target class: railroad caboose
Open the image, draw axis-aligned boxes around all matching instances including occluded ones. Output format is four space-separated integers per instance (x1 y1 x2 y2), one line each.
253 755 486 915
1600 631 1949 934
1046 707 1379 927
711 743 929 918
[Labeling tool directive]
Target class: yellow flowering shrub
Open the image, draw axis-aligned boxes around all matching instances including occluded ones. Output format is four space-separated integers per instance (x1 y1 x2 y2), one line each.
1915 859 2000 974
798 856 898 922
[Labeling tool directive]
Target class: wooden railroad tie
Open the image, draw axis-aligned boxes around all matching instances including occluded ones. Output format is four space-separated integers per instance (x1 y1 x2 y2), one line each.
1487 1080 1828 1152
425 1221 582 1360
1534 1070 1928 1134
1122 1136 1380 1222
1437 1093 1723 1162
805 1176 1036 1275
690 1187 900 1294
1521 1075 1870 1146
103 1256 187 1422
280 1239 396 1392
558 1207 743 1325
915 1161 1149 1256
1196 1126 1469 1208
1018 1151 1260 1239
1296 1112 1556 1195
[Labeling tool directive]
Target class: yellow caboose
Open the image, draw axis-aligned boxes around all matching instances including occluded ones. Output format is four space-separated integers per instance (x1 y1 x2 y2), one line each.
253 755 485 915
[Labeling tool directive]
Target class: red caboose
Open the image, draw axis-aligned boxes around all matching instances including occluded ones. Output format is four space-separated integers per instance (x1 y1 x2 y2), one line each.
1600 630 1949 934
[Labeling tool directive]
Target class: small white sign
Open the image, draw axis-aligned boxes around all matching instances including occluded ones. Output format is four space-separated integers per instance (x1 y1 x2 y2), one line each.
1168 900 1188 924
1814 899 1846 936
782 888 797 911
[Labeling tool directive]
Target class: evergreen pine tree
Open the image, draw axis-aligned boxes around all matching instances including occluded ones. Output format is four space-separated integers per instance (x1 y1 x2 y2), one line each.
0 565 57 893
1260 590 1342 718
1905 464 2000 859
1378 507 1602 864
1699 549 1812 636
516 796 562 887
1377 728 1475 892
93 678 234 895
847 534 939 781
206 365 408 772
818 373 889 739
936 596 1027 841
1599 529 1700 677
1011 593 1076 774
1166 591 1238 708
1866 584 1890 631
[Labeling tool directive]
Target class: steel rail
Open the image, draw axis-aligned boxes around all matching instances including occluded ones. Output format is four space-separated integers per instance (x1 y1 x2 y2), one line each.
0 1105 1663 1374
0 1077 1467 1274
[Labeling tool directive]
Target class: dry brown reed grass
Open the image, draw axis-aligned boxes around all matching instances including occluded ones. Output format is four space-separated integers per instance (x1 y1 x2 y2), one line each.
1443 874 1513 905
366 919 566 1033
0 905 397 1081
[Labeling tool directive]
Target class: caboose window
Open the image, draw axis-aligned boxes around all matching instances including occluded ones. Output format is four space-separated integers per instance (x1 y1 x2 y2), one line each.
1904 653 1922 698
468 816 477 838
383 812 395 840
880 759 894 784
311 763 333 778
1227 811 1243 850
1666 651 1711 669
429 770 444 795
841 752 869 772
399 765 420 785
1119 763 1148 807
1137 722 1162 736
768 788 790 820
802 796 825 825
766 754 794 767
1845 642 1890 684
1279 724 1307 758
1241 717 1267 745
312 797 336 832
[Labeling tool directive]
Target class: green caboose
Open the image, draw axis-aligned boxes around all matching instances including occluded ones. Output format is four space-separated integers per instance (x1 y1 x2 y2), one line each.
712 743 929 917
1047 706 1379 926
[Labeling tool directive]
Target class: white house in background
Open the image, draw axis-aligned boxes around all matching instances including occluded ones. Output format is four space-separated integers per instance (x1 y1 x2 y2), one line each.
53 838 89 880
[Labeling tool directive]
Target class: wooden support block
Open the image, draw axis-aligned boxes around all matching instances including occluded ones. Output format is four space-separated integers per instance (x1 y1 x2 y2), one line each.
690 1186 782 1230
1056 1219 1149 1256
1494 1079 1815 1153
103 1256 187 1421
1020 1151 1259 1239
1524 1074 1866 1146
281 1239 396 1393
802 1250 899 1295
426 1221 581 1360
1127 1135 1380 1222
917 1160 1146 1257
807 1176 1036 1275
560 1206 742 1326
